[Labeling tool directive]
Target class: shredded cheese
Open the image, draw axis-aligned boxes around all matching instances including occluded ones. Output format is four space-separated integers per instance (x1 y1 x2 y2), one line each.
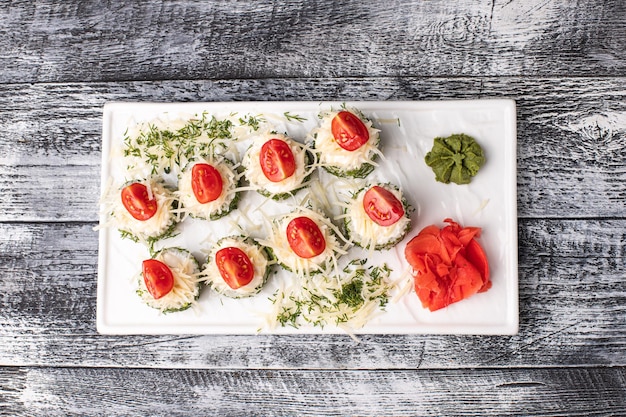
242 133 313 196
137 248 203 312
309 109 380 172
344 184 412 250
202 236 270 298
262 261 395 332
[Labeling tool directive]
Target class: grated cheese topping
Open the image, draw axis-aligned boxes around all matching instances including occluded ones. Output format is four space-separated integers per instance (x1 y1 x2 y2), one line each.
176 157 241 220
343 184 412 250
242 133 312 196
137 248 202 312
309 109 381 172
202 236 270 298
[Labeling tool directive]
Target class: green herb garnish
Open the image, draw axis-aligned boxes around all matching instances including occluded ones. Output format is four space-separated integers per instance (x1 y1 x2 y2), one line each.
238 114 265 131
271 262 392 329
122 112 236 174
284 112 307 123
335 280 364 309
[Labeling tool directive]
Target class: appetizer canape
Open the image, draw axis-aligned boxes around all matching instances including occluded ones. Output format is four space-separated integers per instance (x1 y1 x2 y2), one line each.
137 247 202 313
343 183 412 250
202 236 271 298
177 157 241 220
113 178 178 243
309 108 380 178
242 133 313 200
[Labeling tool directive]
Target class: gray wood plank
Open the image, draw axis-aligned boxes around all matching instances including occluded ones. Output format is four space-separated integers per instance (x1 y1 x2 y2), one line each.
2 0 623 414
1 78 625 221
1 0 625 83
0 165 100 222
0 220 623 369
1 366 624 416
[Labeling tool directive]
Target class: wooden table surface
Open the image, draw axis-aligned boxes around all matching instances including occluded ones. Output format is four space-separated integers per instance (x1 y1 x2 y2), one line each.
1 0 625 415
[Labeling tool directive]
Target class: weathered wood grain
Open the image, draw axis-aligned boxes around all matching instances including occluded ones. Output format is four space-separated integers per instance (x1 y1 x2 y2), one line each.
0 165 100 222
1 0 625 83
0 219 623 369
1 78 625 221
2 1 625 414
1 366 624 416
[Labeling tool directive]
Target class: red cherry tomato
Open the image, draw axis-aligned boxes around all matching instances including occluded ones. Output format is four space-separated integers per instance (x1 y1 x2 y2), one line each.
331 111 370 151
142 259 174 299
286 216 326 259
191 163 223 204
259 139 296 182
121 183 158 221
215 247 254 289
362 186 405 226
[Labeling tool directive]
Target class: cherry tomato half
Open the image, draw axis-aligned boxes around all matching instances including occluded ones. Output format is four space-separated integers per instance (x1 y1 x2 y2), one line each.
362 186 405 227
286 216 326 259
142 259 174 299
259 138 296 182
121 183 158 221
331 111 370 151
191 163 223 204
215 247 254 289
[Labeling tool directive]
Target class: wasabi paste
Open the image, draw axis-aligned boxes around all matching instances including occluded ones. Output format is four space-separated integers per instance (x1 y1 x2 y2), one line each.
424 134 485 185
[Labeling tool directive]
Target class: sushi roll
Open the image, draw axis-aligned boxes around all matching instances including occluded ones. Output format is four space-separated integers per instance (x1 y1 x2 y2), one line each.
242 132 313 200
202 236 271 298
309 108 380 178
177 156 241 221
260 209 345 276
343 183 412 250
113 177 177 243
137 247 202 313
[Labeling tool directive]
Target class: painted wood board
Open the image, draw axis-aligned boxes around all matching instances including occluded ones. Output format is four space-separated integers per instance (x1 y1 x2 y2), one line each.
1 366 624 416
1 0 625 83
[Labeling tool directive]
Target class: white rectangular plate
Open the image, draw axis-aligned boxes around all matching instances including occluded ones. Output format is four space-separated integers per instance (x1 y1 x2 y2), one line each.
97 100 518 335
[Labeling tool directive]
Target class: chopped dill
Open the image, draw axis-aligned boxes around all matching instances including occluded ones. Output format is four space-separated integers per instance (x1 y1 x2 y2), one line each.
270 262 393 330
238 114 265 131
203 115 233 139
119 229 139 243
121 112 238 174
284 112 307 123
335 280 364 309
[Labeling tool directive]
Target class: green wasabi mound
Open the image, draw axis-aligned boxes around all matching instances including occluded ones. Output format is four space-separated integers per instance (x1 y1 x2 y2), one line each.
425 134 485 185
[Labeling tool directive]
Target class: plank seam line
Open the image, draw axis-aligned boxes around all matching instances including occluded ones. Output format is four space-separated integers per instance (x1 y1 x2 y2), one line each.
1 75 626 87
0 364 624 372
